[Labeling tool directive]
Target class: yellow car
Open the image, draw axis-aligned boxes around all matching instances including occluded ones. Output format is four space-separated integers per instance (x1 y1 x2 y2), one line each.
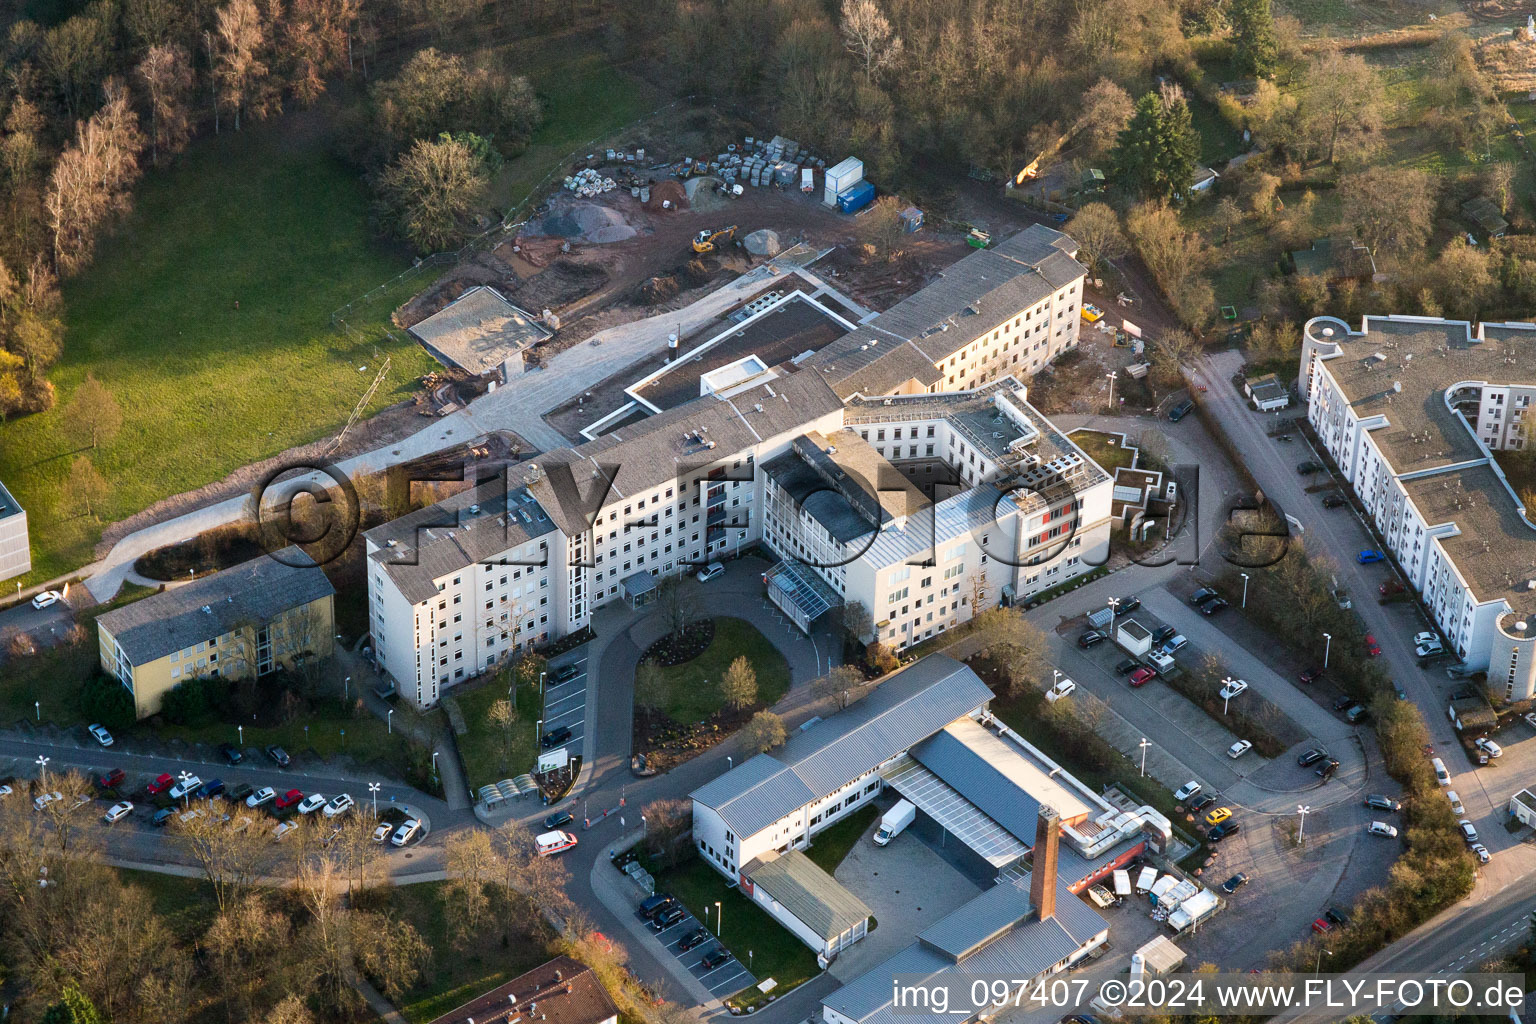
1081 303 1105 324
1204 806 1233 827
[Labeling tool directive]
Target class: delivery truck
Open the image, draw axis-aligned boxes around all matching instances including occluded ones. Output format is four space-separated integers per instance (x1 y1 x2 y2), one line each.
873 799 916 846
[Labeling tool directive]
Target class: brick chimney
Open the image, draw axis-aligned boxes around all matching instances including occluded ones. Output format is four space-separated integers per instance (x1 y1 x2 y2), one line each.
1031 804 1061 921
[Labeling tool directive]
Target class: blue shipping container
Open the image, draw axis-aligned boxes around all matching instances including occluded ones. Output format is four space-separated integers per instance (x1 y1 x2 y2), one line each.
837 180 876 213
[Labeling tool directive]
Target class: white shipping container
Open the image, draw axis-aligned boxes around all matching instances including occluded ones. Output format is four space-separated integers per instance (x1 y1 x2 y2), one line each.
824 157 864 206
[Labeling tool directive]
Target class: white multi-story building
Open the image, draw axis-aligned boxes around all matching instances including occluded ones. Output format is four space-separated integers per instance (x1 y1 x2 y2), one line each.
366 226 1094 708
1301 314 1536 700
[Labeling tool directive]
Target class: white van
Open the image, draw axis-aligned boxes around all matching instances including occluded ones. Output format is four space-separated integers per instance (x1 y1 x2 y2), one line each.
536 830 578 856
1447 790 1465 816
1432 757 1450 786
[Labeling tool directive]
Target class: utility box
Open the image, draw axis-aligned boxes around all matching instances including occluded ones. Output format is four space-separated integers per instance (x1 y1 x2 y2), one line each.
837 180 876 214
1116 618 1153 656
824 157 864 206
900 206 924 232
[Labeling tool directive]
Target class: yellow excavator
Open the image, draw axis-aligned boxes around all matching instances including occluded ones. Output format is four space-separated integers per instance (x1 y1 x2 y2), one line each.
692 225 737 254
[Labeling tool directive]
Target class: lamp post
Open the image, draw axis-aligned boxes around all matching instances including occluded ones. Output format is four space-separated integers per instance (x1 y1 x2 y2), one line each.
1297 804 1311 846
344 675 351 702
35 755 49 784
369 782 380 819
387 708 394 735
431 751 439 776
177 770 193 806
1221 677 1235 716
726 756 733 770
1107 597 1120 625
536 718 543 746
714 901 723 937
1240 572 1250 609
238 724 244 745
540 670 546 696
641 814 648 835
1106 371 1117 413
34 700 39 721
1322 632 1332 669
1139 738 1149 777
1314 947 1332 975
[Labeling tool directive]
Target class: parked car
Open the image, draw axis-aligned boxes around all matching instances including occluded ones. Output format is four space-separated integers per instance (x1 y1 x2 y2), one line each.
1151 625 1178 645
102 800 133 824
274 788 304 810
32 790 62 811
1357 550 1385 564
297 793 326 815
271 820 299 841
1129 667 1156 688
677 928 709 952
1204 806 1232 827
640 894 676 920
1471 843 1491 864
552 663 581 684
652 906 686 930
228 783 254 804
146 772 175 796
1168 400 1194 422
391 819 422 846
168 776 202 801
1114 658 1140 675
247 787 276 808
195 779 224 800
1316 758 1341 779
265 745 291 768
218 743 244 765
87 723 113 747
97 767 125 790
1116 596 1141 615
1298 748 1329 767
1363 634 1382 656
1379 579 1405 596
323 794 354 818
1158 634 1188 655
1325 907 1352 926
152 807 175 827
1447 791 1466 816
1458 819 1479 844
1219 679 1248 700
1199 596 1229 615
1415 631 1442 647
1190 793 1218 813
695 562 725 583
544 809 575 830
1174 781 1202 801
1298 667 1324 684
30 590 62 609
1297 461 1322 474
372 824 392 843
1227 740 1252 759
1364 794 1401 812
1321 493 1347 509
1415 641 1444 659
700 947 731 970
541 725 574 749
1342 702 1367 722
1207 822 1240 842
1044 679 1076 702
1190 587 1220 606
1368 821 1399 838
1311 918 1333 934
1077 630 1107 649
1221 873 1249 894
1476 737 1503 758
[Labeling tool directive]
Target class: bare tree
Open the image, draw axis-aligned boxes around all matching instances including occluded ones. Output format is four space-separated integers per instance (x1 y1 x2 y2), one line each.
1300 50 1385 165
1077 78 1135 158
841 599 873 647
171 797 269 912
741 710 787 752
635 660 667 715
205 894 298 1021
63 373 122 449
972 608 1050 697
1340 166 1434 258
45 87 145 274
1213 197 1243 244
812 664 865 710
1066 202 1127 277
858 196 905 260
489 697 516 769
720 655 758 710
377 135 489 253
62 456 109 519
658 576 695 640
441 829 499 947
639 797 693 867
214 0 275 131
137 44 194 167
840 0 902 79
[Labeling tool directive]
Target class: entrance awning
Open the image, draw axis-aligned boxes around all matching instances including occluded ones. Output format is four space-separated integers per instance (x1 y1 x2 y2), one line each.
621 570 659 608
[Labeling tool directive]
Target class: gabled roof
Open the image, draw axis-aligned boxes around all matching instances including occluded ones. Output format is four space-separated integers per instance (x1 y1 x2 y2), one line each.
691 655 992 837
742 849 872 939
97 548 334 666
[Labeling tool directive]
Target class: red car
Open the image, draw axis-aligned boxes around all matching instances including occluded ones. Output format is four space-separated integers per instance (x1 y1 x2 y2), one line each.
1379 580 1404 596
1129 667 1156 688
274 788 305 810
146 772 174 795
1311 917 1333 934
1364 634 1382 657
97 767 125 790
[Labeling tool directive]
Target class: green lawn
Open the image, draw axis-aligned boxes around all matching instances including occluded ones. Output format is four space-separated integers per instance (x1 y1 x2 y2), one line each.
651 617 791 723
369 880 554 1024
117 867 220 943
805 804 881 874
0 113 440 585
1067 430 1136 474
455 673 544 791
653 855 819 998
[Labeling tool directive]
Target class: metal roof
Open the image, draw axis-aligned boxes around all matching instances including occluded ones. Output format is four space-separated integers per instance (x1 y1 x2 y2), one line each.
620 570 658 599
742 849 872 939
764 559 839 622
691 654 992 837
910 718 1092 829
96 548 334 666
880 755 1029 868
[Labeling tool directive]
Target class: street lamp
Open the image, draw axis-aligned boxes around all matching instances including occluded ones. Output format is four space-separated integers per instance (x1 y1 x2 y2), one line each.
641 814 648 835
1322 632 1332 669
344 675 351 702
726 756 733 770
1315 947 1332 975
536 718 543 745
387 708 394 734
1221 676 1236 716
1107 597 1120 625
1297 804 1311 846
35 700 41 721
1240 572 1249 609
1106 371 1117 412
1139 737 1149 777
177 770 193 806
35 755 49 783
431 751 439 775
714 901 723 936
539 670 546 696
369 782 380 818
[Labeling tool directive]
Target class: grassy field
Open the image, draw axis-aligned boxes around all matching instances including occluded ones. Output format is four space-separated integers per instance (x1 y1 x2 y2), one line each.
805 804 881 874
0 114 439 586
455 673 544 791
653 854 819 998
654 617 791 723
1068 430 1136 474
372 880 554 1024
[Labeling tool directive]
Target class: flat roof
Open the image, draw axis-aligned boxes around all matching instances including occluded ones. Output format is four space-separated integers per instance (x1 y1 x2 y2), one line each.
1401 463 1536 612
409 286 553 375
631 291 852 412
912 717 1093 827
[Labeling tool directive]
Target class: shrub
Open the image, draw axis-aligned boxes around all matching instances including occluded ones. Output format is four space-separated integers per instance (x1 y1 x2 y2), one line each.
77 674 134 730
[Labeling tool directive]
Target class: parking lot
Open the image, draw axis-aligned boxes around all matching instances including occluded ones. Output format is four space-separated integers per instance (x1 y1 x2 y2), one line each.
635 901 753 999
540 654 589 753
